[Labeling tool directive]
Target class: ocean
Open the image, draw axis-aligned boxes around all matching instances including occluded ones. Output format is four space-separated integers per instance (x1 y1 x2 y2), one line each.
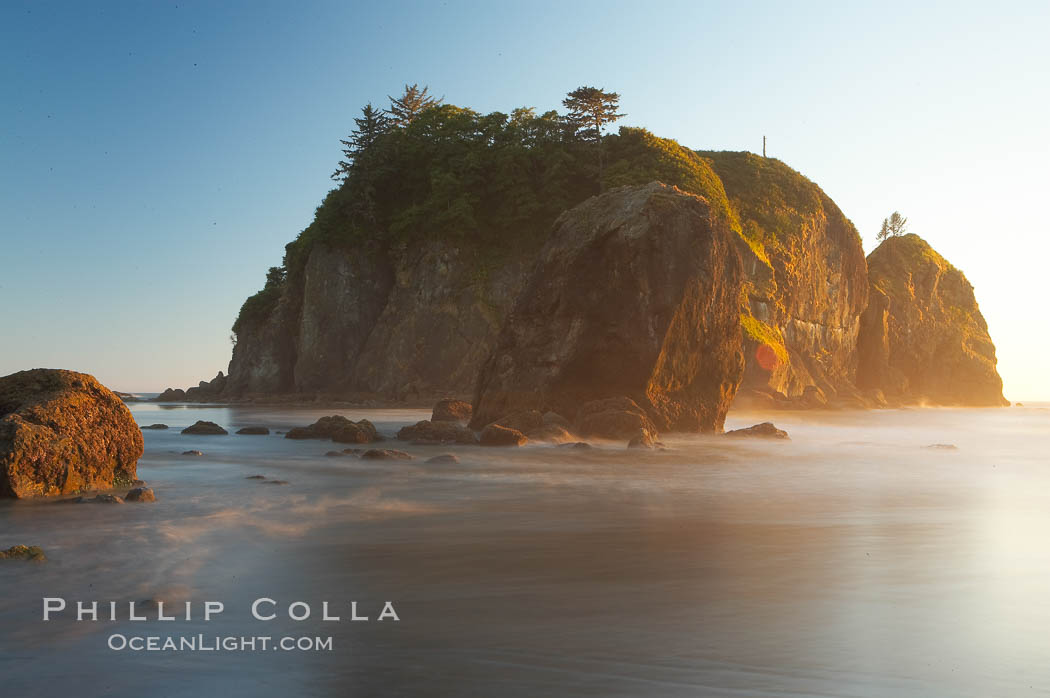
1 402 1048 696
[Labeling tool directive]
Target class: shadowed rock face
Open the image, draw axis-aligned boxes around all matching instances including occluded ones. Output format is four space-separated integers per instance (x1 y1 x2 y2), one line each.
857 234 1006 406
471 183 745 433
0 369 143 499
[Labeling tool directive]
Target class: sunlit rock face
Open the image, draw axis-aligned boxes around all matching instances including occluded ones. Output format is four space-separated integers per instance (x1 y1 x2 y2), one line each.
0 369 143 498
857 234 1006 406
700 152 869 406
471 182 745 433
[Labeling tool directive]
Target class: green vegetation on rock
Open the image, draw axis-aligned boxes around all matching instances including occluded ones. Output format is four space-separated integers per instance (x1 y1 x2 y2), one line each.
740 313 788 362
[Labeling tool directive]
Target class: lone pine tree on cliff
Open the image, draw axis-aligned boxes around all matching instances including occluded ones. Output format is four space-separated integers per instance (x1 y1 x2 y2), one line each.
387 83 442 127
562 86 624 190
331 103 391 181
877 211 908 241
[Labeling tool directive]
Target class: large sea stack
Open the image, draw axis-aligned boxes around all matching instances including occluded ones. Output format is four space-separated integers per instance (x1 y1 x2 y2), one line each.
0 369 143 498
701 152 869 407
857 234 1005 406
471 182 745 433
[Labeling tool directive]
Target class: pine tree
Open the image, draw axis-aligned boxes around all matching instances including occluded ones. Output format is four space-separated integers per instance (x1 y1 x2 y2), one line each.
876 211 908 241
331 103 391 181
387 84 442 127
562 86 625 189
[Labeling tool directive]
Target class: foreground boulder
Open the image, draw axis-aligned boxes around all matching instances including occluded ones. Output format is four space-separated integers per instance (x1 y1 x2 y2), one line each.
857 234 1007 406
396 420 478 445
725 422 789 439
471 183 744 434
1 369 143 499
285 416 379 443
431 399 472 423
181 421 228 435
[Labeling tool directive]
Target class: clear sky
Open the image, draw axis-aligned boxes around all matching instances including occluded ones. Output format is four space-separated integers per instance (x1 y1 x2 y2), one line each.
2 0 1048 398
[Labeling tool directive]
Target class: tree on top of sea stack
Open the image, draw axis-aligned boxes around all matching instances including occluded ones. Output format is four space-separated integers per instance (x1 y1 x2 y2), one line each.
562 86 625 190
876 211 908 241
331 103 392 182
386 83 443 127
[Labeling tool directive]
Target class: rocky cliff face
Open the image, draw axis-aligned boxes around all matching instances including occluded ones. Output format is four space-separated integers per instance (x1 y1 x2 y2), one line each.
701 152 869 406
856 234 1006 406
224 241 527 400
471 183 744 433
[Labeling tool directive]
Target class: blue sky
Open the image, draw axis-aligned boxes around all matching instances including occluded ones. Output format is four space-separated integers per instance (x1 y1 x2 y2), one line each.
2 0 1048 398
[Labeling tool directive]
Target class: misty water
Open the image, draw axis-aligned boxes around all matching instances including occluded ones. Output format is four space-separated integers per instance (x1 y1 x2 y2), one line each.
2 403 1049 697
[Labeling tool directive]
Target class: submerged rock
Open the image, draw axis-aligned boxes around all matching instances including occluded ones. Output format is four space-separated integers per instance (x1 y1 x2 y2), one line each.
923 443 958 451
181 450 204 456
857 234 1007 406
627 428 656 449
0 369 143 499
181 421 228 435
0 545 46 562
141 423 169 430
396 420 478 445
558 441 594 450
426 453 460 464
285 416 379 443
125 487 156 502
479 424 528 447
471 183 744 434
361 449 413 461
236 426 270 435
725 422 790 440
245 474 267 480
72 494 124 504
431 399 472 423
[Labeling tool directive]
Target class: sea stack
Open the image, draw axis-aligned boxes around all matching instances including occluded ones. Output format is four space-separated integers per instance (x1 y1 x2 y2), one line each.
471 182 745 433
856 234 1006 406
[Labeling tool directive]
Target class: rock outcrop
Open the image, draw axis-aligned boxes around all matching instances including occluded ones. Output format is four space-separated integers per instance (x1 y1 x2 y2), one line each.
0 369 143 499
856 234 1006 406
700 152 869 406
471 183 745 433
285 416 380 443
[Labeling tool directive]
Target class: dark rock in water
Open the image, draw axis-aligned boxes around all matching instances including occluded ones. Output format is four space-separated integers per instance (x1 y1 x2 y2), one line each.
396 420 478 445
342 448 363 455
1015 402 1024 407
627 428 656 449
181 450 203 456
491 410 544 435
155 371 228 403
73 493 124 504
245 475 267 480
924 443 958 451
361 449 413 461
558 441 594 450
431 399 472 423
132 479 146 487
155 388 187 402
125 487 155 502
426 454 460 464
725 422 790 440
266 480 290 485
181 420 228 435
576 397 660 441
325 450 348 457
236 426 270 435
0 369 143 499
857 234 1007 407
471 183 744 434
479 424 527 447
285 416 379 443
526 424 575 443
141 423 169 430
0 545 46 562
